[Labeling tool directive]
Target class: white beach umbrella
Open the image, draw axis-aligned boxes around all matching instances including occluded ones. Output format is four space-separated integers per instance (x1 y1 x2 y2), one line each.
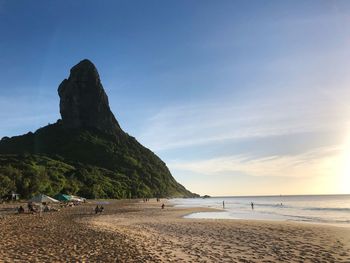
29 194 59 203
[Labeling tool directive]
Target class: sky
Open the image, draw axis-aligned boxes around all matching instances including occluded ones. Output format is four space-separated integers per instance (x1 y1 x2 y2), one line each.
1 0 350 196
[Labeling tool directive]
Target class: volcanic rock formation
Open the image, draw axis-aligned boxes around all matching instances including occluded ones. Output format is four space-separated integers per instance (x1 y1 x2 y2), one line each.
58 59 121 134
0 59 196 198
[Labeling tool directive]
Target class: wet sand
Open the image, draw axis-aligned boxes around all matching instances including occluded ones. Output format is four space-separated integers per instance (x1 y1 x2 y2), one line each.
1 200 350 262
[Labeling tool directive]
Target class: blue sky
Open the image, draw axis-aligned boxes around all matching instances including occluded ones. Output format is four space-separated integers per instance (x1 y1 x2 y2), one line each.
1 0 350 195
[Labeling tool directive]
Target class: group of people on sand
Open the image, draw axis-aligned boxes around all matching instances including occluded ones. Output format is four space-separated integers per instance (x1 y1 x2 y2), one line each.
17 202 57 214
141 197 164 209
143 198 163 202
95 205 104 214
144 198 162 202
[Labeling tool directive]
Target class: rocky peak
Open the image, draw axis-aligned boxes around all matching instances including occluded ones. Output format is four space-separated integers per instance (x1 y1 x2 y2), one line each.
58 59 121 134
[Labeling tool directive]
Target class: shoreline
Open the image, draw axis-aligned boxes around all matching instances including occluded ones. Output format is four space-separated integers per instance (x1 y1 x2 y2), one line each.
171 196 350 228
183 210 350 229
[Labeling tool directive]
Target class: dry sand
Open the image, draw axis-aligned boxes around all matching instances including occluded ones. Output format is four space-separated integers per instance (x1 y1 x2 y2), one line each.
1 199 350 262
0 200 156 262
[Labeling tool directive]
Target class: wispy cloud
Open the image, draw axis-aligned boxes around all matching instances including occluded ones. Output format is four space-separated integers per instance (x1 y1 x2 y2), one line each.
169 145 341 179
138 91 349 151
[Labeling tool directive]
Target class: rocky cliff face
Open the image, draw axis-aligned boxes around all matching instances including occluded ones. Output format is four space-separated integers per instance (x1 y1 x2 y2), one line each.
0 59 197 198
58 59 121 134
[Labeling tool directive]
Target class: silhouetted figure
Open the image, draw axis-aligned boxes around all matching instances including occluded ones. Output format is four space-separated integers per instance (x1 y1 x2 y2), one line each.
44 204 50 212
223 201 225 209
251 202 254 210
161 203 165 209
27 202 36 213
95 205 99 214
18 206 24 214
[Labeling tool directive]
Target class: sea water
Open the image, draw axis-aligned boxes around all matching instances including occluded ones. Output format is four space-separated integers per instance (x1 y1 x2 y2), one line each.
171 195 350 226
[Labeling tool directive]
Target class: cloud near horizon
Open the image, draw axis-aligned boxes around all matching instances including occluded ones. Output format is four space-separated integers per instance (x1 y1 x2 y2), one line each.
138 87 350 152
169 145 341 179
135 82 350 195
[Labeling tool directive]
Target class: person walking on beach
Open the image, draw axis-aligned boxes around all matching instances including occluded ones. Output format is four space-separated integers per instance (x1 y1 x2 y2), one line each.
251 202 254 210
161 203 165 209
223 201 225 209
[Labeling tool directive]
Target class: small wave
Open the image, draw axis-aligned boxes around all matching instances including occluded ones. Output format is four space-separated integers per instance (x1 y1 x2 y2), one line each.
259 211 350 224
253 203 291 209
303 207 350 212
230 202 350 212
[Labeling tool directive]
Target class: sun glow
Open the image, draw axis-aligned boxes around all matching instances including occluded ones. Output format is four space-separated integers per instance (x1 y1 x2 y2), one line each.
336 135 350 194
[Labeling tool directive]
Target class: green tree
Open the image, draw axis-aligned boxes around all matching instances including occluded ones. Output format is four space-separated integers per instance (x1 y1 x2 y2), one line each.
0 174 15 197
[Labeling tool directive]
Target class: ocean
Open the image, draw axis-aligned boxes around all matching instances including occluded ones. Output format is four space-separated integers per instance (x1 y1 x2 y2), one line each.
171 195 350 227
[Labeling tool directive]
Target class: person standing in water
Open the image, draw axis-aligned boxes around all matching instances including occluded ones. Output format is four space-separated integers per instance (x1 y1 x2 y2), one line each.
223 201 225 209
251 202 254 210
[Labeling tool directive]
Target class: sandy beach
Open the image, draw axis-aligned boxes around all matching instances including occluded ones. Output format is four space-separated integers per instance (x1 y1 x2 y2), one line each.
1 200 350 262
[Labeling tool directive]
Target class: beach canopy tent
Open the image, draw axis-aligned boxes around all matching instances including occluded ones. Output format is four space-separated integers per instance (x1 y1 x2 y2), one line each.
54 194 72 202
29 194 59 203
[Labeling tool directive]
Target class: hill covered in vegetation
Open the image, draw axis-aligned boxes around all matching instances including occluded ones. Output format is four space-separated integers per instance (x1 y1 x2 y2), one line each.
0 60 197 199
